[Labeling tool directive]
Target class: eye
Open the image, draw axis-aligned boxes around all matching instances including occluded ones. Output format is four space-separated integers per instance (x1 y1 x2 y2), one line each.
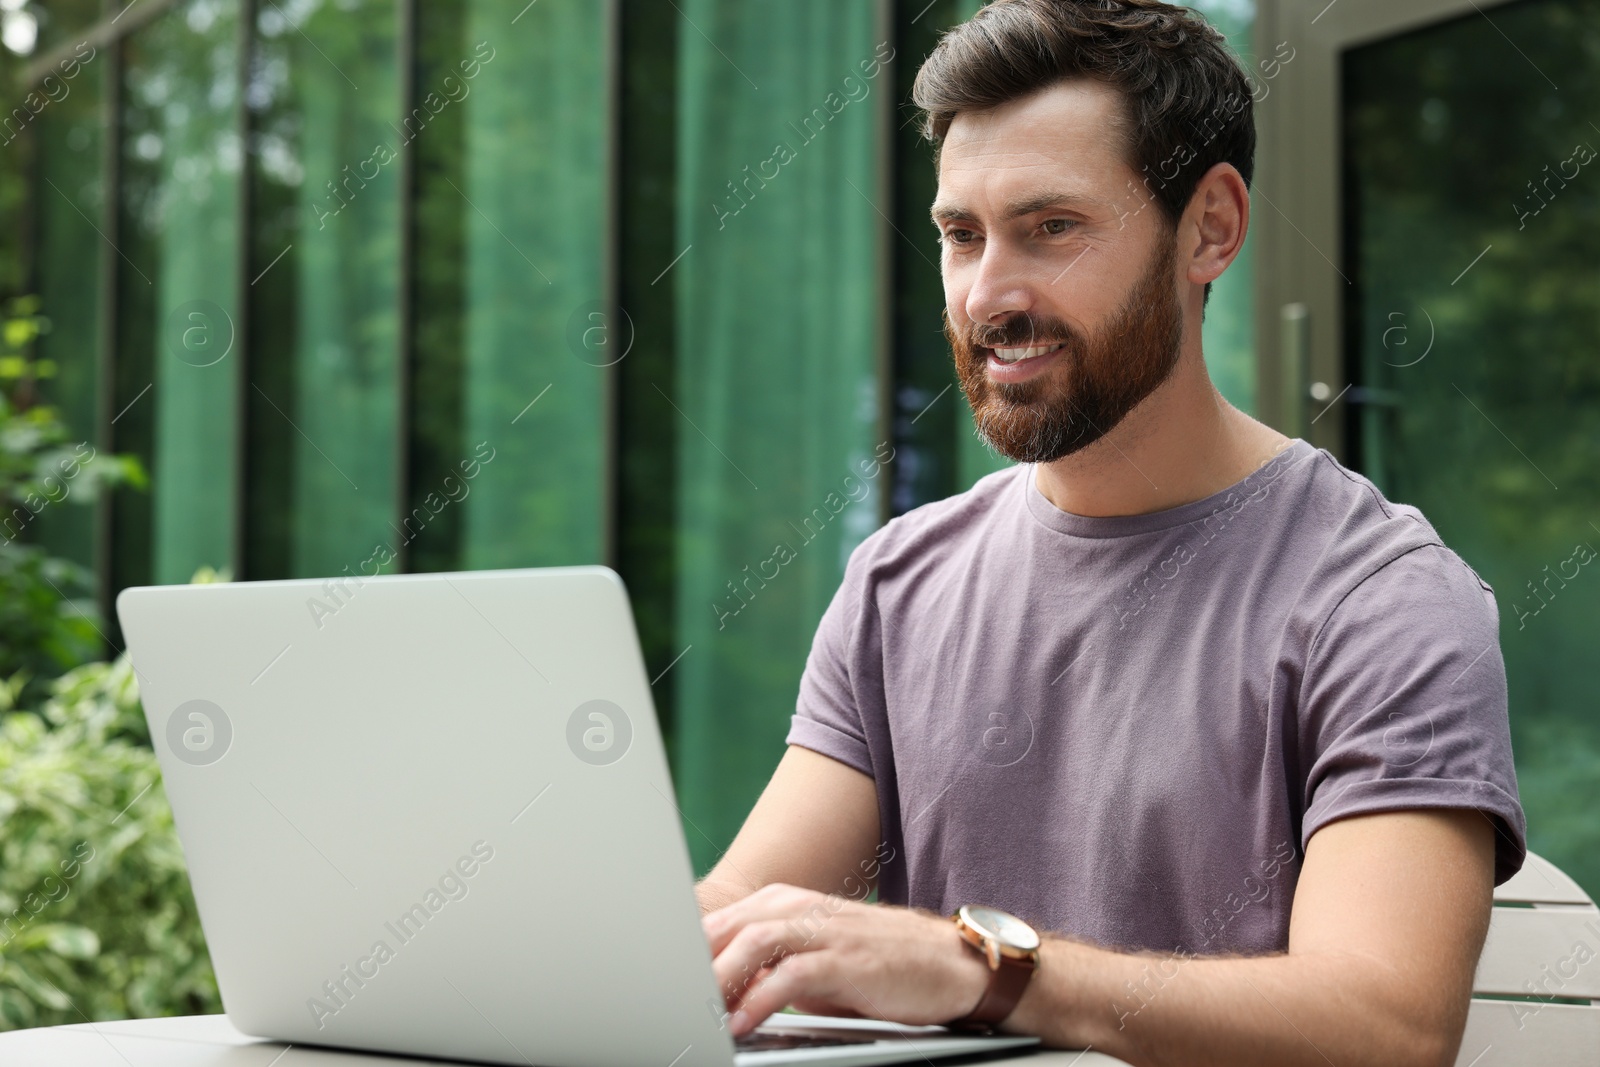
1040 218 1076 236
942 227 978 245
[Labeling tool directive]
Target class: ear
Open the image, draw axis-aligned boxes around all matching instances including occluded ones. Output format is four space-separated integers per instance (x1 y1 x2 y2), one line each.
1183 163 1250 289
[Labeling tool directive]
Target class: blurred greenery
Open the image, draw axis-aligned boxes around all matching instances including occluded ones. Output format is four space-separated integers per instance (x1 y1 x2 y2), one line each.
1345 0 1600 894
0 654 219 1029
0 296 217 1030
1 297 143 710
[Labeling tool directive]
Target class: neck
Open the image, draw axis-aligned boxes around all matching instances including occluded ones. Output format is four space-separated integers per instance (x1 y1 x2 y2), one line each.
1031 349 1292 519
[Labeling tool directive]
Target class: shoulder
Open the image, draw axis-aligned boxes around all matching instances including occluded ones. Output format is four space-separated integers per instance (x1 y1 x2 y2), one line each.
1268 445 1495 639
1277 443 1440 557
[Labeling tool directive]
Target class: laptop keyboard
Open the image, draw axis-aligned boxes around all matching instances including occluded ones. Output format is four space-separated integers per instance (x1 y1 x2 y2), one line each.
735 1030 867 1051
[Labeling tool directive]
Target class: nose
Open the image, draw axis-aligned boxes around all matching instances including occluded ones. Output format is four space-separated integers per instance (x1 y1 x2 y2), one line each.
962 243 1036 327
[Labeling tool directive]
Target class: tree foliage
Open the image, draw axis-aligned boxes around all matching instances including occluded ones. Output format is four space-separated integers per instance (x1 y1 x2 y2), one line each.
0 296 216 1029
1 297 144 710
0 655 220 1029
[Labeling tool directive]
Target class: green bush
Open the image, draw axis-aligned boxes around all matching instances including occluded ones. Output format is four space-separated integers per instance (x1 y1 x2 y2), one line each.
0 296 215 1029
1 296 144 711
0 656 220 1028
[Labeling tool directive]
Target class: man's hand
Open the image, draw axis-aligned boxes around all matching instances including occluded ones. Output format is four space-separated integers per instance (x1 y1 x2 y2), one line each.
703 884 990 1036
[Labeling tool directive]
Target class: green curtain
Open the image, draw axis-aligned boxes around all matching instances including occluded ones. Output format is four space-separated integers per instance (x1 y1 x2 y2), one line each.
673 0 885 870
287 0 400 578
31 55 103 570
459 0 606 569
125 7 240 584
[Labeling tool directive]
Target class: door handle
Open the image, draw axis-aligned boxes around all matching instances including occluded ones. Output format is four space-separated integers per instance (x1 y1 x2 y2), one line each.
1282 304 1397 427
1280 303 1310 436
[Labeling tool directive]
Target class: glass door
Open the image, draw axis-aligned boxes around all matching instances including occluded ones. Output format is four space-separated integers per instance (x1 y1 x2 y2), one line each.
1258 0 1600 893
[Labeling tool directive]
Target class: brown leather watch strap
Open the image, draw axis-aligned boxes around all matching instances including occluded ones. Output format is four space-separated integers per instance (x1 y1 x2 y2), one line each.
948 951 1036 1032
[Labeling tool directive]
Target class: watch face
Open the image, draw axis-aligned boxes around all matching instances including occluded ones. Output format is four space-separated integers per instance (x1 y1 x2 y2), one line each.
963 905 1041 951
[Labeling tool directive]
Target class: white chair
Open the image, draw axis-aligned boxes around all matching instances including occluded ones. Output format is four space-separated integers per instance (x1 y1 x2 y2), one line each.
1455 850 1600 1066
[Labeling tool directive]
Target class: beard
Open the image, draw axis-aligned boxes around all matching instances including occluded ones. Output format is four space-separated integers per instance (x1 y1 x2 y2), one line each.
946 232 1185 464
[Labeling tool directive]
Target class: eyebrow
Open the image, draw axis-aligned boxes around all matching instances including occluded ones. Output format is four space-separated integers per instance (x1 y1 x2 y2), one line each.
930 190 1107 225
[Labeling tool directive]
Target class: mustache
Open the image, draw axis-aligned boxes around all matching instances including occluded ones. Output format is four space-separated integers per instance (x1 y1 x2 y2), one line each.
955 313 1082 351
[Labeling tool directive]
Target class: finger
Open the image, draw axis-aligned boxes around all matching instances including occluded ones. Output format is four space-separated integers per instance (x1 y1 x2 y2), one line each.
727 952 842 1036
704 884 849 957
716 962 776 1021
712 919 806 1009
703 883 808 952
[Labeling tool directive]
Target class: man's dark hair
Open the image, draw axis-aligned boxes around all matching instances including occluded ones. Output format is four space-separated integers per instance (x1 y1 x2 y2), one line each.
913 0 1258 301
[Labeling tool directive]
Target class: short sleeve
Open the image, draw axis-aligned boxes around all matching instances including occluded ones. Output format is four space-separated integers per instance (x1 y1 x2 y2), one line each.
785 542 877 779
1299 543 1527 884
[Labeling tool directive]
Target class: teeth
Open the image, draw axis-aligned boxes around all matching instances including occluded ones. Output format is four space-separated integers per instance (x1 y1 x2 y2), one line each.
991 343 1061 364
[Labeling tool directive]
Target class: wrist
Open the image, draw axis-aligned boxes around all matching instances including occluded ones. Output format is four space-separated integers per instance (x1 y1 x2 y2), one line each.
999 936 1057 1036
945 905 1042 1032
1003 937 1113 1047
947 922 995 1019
694 876 756 915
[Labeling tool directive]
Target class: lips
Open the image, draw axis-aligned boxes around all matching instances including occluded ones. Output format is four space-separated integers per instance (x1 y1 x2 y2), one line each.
987 342 1065 365
981 342 1067 385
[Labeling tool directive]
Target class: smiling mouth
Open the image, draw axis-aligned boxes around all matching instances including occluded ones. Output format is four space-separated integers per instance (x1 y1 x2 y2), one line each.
987 343 1066 365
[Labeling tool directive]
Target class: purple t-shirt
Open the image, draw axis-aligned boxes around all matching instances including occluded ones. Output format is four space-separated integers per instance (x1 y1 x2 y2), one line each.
787 439 1525 956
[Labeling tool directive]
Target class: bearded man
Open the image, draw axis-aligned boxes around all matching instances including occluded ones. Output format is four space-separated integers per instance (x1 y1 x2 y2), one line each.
696 3 1524 1065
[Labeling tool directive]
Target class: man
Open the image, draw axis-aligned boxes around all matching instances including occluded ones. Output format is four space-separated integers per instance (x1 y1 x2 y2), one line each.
696 2 1525 1064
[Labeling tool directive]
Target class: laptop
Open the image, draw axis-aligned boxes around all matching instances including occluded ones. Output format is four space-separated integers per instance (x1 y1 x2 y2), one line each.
116 566 1039 1067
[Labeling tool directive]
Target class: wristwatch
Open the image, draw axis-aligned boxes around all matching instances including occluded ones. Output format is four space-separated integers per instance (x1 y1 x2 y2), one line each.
945 904 1041 1032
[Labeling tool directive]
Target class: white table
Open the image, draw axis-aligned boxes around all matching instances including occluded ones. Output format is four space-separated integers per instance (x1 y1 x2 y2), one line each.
0 1014 1133 1065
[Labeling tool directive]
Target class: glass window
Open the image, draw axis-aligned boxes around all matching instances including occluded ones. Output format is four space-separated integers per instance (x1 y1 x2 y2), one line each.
28 32 104 572
1345 0 1600 894
407 2 608 574
120 0 241 586
672 0 887 869
456 1 607 571
25 0 101 56
246 0 399 581
615 0 683 760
